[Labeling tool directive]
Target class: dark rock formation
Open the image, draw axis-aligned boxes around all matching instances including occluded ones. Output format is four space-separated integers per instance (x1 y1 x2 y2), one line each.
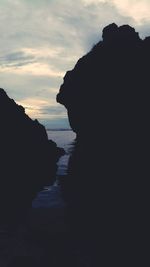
57 23 147 134
57 24 149 264
0 88 64 224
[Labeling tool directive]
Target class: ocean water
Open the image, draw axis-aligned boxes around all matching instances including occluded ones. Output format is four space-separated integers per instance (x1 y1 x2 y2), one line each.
0 130 76 266
47 130 76 176
32 130 76 208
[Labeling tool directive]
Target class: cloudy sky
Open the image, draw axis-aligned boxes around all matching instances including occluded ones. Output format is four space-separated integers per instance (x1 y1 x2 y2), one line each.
0 0 150 128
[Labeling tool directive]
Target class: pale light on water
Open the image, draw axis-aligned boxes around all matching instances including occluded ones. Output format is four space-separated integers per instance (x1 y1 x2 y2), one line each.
47 130 76 149
47 130 76 176
32 130 76 208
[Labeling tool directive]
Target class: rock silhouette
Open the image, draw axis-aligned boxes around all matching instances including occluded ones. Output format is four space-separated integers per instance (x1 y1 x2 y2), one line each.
0 88 64 224
57 24 149 264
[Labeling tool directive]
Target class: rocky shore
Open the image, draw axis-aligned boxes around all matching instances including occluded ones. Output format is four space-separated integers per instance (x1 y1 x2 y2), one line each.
0 88 64 225
57 23 149 265
0 22 149 266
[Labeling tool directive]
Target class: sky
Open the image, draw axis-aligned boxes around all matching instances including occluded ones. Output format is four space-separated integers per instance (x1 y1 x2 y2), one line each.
0 0 150 129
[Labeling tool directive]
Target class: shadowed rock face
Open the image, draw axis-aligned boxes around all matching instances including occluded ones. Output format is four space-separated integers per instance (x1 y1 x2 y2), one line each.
57 24 150 263
0 88 64 223
57 23 150 134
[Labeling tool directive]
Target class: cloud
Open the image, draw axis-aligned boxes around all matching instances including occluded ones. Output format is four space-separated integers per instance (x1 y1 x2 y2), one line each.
112 0 150 23
0 62 64 77
0 48 64 77
0 0 150 128
82 0 150 24
17 97 66 120
0 51 35 65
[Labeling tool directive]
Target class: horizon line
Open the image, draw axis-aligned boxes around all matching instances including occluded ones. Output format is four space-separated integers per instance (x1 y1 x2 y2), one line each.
46 128 72 131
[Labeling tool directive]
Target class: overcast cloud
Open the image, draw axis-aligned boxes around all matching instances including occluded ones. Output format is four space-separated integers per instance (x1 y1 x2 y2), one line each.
0 0 150 128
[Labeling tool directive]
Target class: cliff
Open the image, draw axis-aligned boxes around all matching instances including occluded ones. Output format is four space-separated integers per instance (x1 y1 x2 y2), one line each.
57 23 150 135
57 24 150 264
0 88 64 223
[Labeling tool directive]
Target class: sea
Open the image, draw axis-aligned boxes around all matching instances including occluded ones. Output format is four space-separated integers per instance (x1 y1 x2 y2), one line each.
0 130 76 266
32 129 76 208
47 129 76 176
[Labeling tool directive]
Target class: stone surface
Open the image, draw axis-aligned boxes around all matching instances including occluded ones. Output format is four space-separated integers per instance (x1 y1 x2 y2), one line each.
57 24 150 264
0 88 64 224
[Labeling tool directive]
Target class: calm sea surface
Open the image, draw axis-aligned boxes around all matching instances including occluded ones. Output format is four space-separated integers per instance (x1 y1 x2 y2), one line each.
0 130 76 265
32 130 76 208
47 130 76 176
